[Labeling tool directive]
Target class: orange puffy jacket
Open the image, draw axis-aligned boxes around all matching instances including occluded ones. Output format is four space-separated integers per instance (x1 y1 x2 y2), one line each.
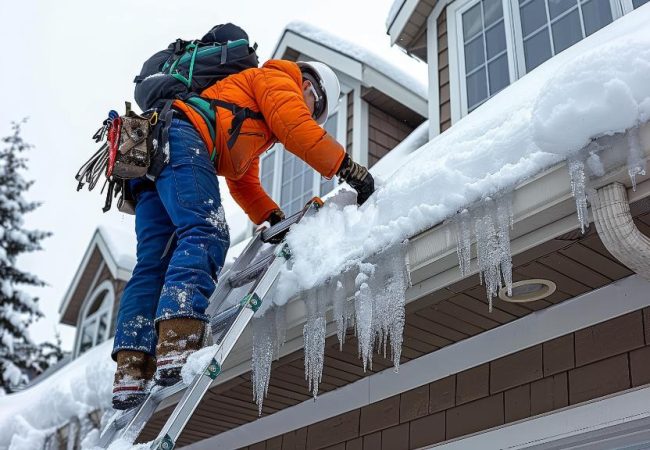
172 59 346 224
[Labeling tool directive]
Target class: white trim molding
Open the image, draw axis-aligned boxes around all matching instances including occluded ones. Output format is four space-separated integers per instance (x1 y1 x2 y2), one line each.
73 279 115 358
428 385 650 449
183 274 650 450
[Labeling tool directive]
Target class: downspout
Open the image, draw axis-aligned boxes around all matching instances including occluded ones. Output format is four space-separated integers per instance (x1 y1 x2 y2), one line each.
591 182 650 280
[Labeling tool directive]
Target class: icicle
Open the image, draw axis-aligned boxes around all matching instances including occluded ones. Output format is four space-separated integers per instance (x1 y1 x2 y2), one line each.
251 306 284 415
496 194 513 298
303 284 329 398
354 269 374 372
473 199 500 311
627 127 646 191
568 156 589 233
466 194 515 311
454 209 472 277
332 277 352 351
368 243 407 372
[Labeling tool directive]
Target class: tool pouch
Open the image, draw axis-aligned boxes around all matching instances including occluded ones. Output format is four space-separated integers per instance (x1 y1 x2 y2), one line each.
111 107 157 179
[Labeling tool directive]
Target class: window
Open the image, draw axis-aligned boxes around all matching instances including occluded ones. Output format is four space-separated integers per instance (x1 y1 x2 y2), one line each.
449 0 636 120
280 151 315 216
517 0 615 72
75 282 114 357
459 0 512 111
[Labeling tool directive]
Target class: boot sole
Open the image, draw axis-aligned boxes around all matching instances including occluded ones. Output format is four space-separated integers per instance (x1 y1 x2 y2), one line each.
112 392 148 410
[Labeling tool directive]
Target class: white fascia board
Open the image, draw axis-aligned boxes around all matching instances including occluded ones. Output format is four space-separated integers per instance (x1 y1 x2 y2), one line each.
362 66 428 116
181 274 650 450
388 0 422 46
427 385 650 449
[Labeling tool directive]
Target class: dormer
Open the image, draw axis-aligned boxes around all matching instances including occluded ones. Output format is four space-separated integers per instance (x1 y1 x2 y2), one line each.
58 226 135 359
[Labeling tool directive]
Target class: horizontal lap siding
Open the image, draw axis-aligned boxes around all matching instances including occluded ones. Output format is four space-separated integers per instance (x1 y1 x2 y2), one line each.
438 10 451 132
246 307 650 450
346 92 354 155
367 105 414 167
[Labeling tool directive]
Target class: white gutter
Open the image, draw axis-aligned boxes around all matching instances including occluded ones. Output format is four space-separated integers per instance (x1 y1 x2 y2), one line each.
592 182 650 280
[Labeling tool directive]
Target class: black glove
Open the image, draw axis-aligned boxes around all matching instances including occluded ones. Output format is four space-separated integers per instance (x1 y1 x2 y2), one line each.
337 154 375 205
266 209 285 226
261 209 287 244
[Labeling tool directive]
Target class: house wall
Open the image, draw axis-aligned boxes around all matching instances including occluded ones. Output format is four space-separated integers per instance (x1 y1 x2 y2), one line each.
242 307 650 450
346 92 354 155
367 105 414 167
437 10 451 133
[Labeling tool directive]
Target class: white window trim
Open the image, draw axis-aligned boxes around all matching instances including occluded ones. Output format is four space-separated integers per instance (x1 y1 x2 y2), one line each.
74 279 115 358
509 0 623 77
447 0 520 120
447 0 630 124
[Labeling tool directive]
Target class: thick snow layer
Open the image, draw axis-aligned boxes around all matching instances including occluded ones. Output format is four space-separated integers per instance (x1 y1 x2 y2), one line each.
98 224 137 271
286 21 427 99
0 341 115 449
278 7 650 301
386 0 405 29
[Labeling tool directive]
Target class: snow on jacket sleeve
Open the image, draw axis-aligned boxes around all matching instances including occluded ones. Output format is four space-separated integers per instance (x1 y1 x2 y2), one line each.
226 157 280 225
252 61 346 179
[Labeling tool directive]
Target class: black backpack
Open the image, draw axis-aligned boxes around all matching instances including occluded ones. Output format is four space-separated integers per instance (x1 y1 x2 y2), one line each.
133 23 259 111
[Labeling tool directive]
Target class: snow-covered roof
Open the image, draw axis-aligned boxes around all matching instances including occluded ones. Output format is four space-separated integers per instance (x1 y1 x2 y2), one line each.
282 21 427 99
386 0 405 30
97 225 137 272
0 341 115 449
274 5 650 303
58 225 136 325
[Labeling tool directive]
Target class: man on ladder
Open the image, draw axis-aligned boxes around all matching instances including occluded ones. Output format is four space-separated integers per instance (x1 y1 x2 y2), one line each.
111 26 374 411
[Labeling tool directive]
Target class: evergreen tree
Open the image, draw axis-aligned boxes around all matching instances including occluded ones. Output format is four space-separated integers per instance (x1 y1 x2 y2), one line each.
0 120 54 394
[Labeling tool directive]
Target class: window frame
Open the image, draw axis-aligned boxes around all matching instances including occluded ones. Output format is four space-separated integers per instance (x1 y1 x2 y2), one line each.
509 0 623 76
448 0 629 122
74 279 115 358
448 0 520 117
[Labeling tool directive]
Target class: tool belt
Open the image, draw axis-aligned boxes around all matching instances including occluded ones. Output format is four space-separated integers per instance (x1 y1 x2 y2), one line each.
75 102 158 214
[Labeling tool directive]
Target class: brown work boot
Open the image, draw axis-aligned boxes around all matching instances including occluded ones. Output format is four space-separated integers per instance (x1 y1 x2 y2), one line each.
155 318 208 386
112 350 156 410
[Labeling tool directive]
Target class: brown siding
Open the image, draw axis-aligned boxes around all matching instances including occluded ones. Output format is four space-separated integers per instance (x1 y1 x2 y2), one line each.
438 10 451 132
246 307 650 450
367 105 414 167
346 92 354 155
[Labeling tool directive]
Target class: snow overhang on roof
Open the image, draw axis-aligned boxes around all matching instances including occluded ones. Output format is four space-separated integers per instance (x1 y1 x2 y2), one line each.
385 0 436 60
272 21 428 120
58 226 136 326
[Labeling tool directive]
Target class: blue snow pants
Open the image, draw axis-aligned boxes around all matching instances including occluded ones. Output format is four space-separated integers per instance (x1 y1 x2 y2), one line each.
112 118 230 359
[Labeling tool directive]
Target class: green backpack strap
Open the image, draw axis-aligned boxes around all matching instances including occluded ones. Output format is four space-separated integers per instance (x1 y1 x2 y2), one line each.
184 96 218 161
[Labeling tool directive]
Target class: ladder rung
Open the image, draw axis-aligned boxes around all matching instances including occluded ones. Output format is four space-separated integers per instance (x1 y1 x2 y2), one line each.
228 254 274 288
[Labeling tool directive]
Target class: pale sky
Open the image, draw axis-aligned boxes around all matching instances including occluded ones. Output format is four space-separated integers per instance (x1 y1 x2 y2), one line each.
0 0 427 351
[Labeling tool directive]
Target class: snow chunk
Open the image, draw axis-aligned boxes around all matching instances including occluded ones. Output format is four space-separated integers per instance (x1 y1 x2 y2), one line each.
532 32 650 156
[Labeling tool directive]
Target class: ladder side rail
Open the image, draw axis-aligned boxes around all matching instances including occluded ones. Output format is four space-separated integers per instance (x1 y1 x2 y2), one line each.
150 255 287 449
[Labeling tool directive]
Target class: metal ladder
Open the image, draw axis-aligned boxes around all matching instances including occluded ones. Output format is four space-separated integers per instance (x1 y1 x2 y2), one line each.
98 198 323 449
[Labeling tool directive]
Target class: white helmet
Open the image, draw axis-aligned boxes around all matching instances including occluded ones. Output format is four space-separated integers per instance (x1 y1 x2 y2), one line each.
297 61 341 126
